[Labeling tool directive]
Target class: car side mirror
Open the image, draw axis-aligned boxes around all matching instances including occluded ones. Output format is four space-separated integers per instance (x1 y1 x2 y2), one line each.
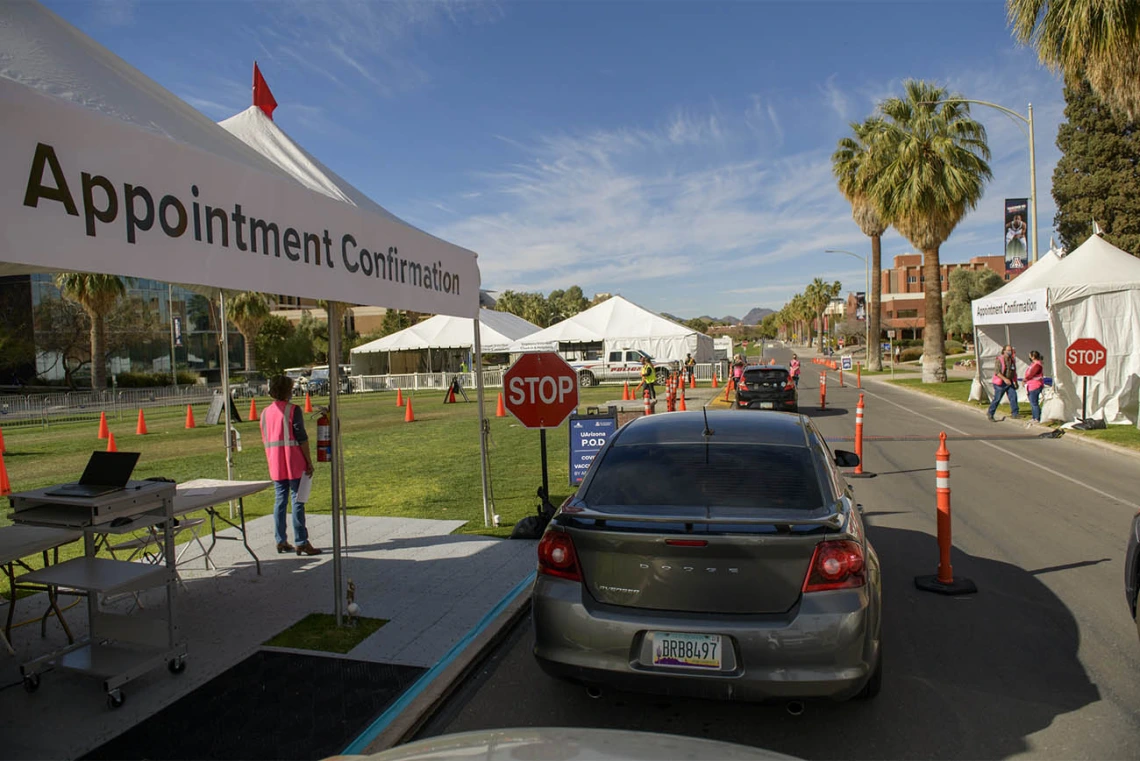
834 449 860 468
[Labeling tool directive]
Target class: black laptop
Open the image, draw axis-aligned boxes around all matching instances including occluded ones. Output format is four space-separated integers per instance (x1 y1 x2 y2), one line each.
45 451 141 498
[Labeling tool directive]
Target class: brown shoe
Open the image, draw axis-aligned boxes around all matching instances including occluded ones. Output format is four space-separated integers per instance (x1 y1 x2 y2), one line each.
296 542 322 556
276 541 295 554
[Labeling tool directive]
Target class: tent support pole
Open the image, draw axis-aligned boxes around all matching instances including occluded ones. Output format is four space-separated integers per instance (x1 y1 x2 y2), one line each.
328 302 345 627
219 291 235 519
474 317 493 528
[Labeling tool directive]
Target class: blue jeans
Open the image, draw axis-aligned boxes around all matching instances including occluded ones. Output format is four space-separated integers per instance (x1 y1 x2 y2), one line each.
273 478 308 545
1027 387 1042 422
988 383 1020 418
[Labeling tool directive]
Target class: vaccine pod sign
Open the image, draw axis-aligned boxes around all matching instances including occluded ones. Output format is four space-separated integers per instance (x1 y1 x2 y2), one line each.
568 413 617 486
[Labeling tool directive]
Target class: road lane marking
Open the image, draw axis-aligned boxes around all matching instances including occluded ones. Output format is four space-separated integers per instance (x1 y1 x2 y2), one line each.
859 384 1140 512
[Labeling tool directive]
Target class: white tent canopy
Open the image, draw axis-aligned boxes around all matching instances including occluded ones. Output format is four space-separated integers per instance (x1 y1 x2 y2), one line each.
971 234 1140 425
511 295 715 362
353 310 539 355
0 0 485 622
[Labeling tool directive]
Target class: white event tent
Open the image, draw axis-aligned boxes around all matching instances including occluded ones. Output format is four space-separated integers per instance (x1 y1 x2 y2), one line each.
511 295 715 362
971 234 1140 425
0 1 484 619
350 310 540 375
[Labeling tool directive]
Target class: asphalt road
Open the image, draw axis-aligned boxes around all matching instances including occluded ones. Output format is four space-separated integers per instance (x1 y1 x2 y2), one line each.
419 344 1140 760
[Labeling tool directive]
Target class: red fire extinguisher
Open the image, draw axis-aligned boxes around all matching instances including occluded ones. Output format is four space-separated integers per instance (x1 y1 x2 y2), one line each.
316 410 331 463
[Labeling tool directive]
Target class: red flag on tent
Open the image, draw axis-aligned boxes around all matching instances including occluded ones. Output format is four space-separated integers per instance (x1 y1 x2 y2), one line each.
253 62 277 120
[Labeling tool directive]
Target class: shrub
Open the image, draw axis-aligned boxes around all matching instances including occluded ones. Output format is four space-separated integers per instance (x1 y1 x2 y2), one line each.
945 340 964 355
899 347 924 362
115 371 199 387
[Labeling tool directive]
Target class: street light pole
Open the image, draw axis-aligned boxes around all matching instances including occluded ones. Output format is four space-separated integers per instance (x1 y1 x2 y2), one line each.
925 98 1038 264
824 249 870 355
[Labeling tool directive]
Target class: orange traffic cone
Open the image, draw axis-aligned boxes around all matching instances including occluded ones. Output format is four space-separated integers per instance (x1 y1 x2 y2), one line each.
711 372 718 389
689 373 696 389
97 411 109 440
396 388 404 407
304 393 313 413
0 452 10 496
185 405 196 429
622 381 631 401
448 387 456 404
496 392 506 418
248 398 259 422
106 432 118 452
0 424 6 454
404 398 416 423
678 390 687 411
136 409 148 435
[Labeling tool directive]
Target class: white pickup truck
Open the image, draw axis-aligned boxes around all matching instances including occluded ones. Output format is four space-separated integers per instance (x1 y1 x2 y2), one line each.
570 349 673 388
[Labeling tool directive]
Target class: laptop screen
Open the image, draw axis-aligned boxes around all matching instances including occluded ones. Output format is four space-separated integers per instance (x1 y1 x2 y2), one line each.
77 451 140 487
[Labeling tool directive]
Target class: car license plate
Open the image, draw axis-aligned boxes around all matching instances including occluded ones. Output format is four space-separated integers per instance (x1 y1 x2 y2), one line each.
651 632 722 669
760 402 774 409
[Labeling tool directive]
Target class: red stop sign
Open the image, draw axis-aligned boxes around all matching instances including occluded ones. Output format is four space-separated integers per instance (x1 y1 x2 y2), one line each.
502 352 579 429
1065 338 1107 376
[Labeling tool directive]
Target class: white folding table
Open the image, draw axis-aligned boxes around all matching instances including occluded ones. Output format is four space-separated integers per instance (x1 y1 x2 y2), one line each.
0 525 83 655
174 479 272 575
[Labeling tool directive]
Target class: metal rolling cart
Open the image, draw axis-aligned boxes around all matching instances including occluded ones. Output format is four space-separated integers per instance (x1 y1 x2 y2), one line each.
7 479 187 708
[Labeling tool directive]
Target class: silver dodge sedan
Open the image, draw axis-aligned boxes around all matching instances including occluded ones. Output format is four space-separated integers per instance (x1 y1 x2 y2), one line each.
532 410 882 703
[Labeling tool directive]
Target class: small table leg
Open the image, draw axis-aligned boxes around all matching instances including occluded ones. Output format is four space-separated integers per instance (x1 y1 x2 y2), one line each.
237 498 260 576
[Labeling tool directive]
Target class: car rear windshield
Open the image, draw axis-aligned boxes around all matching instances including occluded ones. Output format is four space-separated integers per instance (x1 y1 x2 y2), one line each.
744 368 788 384
583 443 823 510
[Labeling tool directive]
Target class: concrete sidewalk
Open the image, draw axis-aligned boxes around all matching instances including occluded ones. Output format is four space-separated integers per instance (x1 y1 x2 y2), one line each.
0 515 536 760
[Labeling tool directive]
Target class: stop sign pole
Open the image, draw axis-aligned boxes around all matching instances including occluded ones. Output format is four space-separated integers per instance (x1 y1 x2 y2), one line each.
502 353 580 512
1065 338 1108 421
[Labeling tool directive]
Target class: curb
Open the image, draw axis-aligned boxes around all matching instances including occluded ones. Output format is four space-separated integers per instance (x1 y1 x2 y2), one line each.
346 571 536 756
862 375 1140 461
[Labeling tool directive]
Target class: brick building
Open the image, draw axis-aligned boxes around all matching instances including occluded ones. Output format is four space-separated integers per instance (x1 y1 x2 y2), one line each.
844 254 1018 340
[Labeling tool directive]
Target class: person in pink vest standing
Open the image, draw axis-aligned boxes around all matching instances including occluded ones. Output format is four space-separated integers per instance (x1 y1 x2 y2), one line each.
1024 350 1046 422
261 375 321 556
987 344 1021 422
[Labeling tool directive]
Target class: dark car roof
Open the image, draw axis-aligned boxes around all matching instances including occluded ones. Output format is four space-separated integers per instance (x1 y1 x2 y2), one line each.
744 364 789 372
613 410 809 447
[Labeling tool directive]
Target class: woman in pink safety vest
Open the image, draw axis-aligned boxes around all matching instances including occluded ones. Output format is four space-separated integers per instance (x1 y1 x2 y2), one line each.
987 345 1021 422
261 375 321 556
789 355 801 387
1024 350 1045 422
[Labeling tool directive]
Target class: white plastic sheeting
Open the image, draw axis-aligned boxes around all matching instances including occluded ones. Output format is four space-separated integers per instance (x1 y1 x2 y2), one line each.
971 235 1140 425
510 296 714 362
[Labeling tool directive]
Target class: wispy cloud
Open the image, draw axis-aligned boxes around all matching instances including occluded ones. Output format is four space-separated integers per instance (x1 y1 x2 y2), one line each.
820 74 849 121
256 0 498 98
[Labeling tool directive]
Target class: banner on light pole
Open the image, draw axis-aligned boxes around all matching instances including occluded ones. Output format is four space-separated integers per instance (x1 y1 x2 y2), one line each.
1004 198 1029 270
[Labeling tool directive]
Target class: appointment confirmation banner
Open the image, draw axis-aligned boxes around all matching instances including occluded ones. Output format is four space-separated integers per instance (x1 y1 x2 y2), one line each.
971 287 1049 326
0 78 480 317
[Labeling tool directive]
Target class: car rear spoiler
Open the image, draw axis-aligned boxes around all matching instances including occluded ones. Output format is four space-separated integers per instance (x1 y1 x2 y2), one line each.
559 505 844 529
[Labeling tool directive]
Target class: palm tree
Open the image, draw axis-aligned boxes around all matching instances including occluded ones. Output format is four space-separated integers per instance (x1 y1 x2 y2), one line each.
1008 0 1140 120
55 273 126 390
833 117 889 370
805 278 842 351
226 291 271 371
871 80 992 383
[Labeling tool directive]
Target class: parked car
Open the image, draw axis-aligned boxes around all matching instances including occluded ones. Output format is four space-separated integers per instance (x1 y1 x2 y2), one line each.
1127 511 1140 642
283 366 310 390
736 364 798 412
532 410 881 703
307 365 330 395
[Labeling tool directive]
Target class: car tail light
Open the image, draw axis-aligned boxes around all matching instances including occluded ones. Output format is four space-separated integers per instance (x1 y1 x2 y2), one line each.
802 540 865 593
538 531 582 582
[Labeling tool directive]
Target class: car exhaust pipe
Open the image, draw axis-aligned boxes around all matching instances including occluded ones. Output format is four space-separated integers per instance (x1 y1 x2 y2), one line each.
585 686 603 700
785 700 805 716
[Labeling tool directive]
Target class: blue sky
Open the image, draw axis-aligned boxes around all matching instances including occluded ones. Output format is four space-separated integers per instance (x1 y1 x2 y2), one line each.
49 0 1067 319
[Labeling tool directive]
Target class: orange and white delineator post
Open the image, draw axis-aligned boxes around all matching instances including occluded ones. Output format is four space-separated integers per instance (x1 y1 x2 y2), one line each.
915 432 977 595
854 393 865 474
819 372 827 410
644 388 653 416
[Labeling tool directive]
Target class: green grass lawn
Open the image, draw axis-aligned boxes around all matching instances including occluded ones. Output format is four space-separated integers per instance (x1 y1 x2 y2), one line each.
264 613 387 654
1 386 630 597
889 377 1140 451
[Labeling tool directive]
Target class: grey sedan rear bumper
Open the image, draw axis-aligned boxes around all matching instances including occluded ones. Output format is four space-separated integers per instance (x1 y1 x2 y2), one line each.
532 575 879 702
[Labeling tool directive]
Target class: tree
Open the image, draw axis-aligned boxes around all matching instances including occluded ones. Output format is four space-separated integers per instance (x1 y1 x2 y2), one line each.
871 80 992 382
943 269 1004 339
297 311 329 364
548 286 588 323
1008 0 1140 120
833 117 889 369
684 317 711 334
380 308 413 337
33 298 89 387
837 319 866 347
55 273 126 389
254 314 312 376
1052 79 1140 254
226 291 271 371
494 289 552 327
804 278 841 350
